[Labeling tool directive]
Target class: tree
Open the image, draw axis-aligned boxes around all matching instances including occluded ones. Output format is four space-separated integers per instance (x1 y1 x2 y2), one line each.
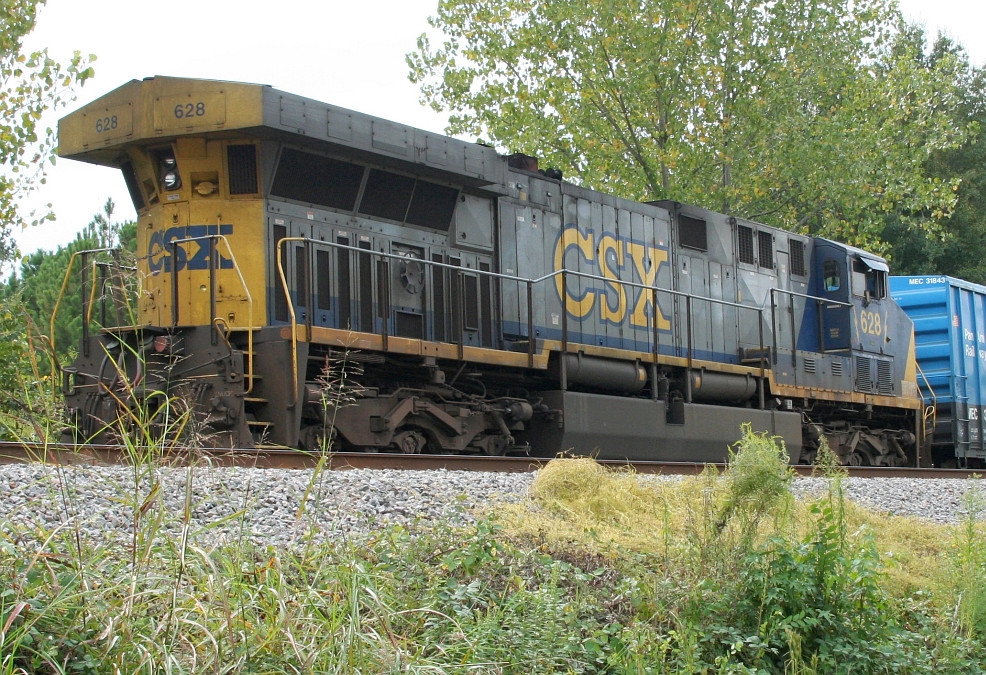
0 0 94 260
408 0 969 252
881 30 986 282
0 199 135 373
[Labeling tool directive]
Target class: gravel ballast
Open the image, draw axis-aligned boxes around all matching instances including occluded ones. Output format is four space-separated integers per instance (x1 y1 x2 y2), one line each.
1 464 983 548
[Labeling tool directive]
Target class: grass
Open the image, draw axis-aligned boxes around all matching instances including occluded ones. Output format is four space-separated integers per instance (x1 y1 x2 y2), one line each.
2 398 986 674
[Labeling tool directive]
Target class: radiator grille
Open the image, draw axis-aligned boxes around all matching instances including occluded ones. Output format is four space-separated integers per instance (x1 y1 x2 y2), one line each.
758 230 774 269
738 226 754 264
227 145 259 195
790 239 806 276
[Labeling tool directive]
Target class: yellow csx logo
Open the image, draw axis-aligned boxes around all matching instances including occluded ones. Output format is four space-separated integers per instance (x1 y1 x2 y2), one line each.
553 224 671 329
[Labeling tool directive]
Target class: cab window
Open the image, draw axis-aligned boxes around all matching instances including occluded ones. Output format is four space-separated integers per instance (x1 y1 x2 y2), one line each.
852 259 887 299
822 260 841 292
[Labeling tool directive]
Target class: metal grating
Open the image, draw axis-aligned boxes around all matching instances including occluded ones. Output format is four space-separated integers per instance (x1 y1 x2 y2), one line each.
804 358 816 374
738 225 754 264
832 360 843 377
855 356 872 392
790 238 806 276
227 145 259 195
758 230 774 269
878 360 894 394
678 214 708 252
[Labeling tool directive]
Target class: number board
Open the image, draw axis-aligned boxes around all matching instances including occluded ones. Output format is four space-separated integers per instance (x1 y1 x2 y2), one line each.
84 103 133 144
154 92 226 132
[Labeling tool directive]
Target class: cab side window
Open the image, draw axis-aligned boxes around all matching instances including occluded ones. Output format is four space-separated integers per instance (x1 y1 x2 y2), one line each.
823 260 841 292
852 259 887 299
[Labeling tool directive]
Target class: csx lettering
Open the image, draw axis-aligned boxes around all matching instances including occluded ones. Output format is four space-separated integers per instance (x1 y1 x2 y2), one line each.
147 225 234 273
859 309 883 336
553 224 670 329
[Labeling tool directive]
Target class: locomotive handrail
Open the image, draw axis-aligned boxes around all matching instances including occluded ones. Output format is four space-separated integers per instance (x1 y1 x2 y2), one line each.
915 360 937 456
768 288 853 363
275 237 306 408
50 248 116 362
168 234 256 395
274 236 774 405
85 259 137 329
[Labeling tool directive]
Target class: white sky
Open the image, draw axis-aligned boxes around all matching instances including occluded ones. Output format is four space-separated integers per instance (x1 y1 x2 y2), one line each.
12 0 986 257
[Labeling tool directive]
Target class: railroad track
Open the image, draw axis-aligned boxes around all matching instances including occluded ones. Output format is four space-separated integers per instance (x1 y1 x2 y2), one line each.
0 441 980 479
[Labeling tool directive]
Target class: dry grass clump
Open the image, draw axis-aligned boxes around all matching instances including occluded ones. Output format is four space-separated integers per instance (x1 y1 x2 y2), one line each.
507 445 986 614
528 456 657 525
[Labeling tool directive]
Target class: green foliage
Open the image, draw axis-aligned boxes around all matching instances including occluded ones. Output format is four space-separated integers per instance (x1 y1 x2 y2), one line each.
952 484 986 638
881 30 986 282
695 501 893 672
715 424 794 537
0 0 95 261
409 0 969 251
0 199 135 375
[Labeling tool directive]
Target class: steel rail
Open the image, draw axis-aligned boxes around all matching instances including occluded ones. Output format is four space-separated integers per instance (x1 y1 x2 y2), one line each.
0 442 981 479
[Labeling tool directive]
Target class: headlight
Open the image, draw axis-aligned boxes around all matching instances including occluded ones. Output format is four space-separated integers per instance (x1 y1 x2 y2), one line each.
158 152 181 191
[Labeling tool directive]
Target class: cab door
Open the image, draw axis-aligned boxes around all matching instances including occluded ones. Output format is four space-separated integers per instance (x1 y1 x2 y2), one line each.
817 252 851 351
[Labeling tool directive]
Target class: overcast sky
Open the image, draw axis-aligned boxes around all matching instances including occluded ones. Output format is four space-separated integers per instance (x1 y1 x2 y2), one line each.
13 0 986 257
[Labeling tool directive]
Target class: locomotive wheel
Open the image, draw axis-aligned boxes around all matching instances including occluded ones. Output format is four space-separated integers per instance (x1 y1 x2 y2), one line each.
299 424 331 452
847 451 867 466
391 430 428 454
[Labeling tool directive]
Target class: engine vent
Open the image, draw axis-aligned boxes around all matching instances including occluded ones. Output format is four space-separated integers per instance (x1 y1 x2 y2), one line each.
790 238 806 276
878 360 894 395
803 358 816 374
678 214 708 252
832 360 843 377
758 230 774 269
227 144 259 195
855 356 872 392
738 225 754 264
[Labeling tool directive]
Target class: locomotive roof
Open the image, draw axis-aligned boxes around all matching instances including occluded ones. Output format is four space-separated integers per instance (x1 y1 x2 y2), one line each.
57 75 503 186
816 237 889 271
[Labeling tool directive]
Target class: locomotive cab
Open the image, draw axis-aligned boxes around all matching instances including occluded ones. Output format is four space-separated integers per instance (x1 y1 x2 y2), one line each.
788 240 921 465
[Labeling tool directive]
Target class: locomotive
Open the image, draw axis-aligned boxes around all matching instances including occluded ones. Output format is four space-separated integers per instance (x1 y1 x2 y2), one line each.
54 76 924 465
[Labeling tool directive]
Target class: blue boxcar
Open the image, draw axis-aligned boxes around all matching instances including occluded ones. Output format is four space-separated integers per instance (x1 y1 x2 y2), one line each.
890 275 986 466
